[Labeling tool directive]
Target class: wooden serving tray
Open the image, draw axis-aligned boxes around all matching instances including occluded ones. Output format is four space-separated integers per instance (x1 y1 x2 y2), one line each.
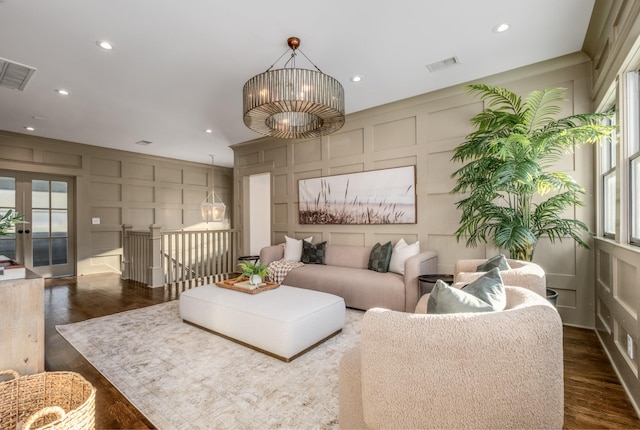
215 276 280 294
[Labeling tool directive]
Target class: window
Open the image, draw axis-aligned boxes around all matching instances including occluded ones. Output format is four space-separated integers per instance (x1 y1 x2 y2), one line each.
629 71 640 245
632 155 640 243
0 176 17 259
602 113 617 238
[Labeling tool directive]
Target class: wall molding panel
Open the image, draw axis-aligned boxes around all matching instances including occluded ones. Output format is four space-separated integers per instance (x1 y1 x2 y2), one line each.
0 130 232 275
232 53 595 327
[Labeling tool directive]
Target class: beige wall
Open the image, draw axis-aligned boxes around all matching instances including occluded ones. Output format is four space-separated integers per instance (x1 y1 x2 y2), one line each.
0 130 232 276
232 52 596 327
584 0 640 412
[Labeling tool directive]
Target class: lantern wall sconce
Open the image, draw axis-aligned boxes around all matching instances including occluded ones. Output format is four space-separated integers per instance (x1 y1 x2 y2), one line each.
201 154 226 223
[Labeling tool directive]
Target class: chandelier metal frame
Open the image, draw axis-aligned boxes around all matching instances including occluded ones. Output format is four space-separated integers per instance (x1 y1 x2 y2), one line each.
242 37 345 139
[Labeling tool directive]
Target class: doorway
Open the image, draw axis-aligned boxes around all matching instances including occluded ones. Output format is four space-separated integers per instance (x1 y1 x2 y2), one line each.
0 170 75 277
247 172 271 256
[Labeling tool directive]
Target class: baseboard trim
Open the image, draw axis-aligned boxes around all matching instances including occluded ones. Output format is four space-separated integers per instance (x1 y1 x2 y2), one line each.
595 330 640 418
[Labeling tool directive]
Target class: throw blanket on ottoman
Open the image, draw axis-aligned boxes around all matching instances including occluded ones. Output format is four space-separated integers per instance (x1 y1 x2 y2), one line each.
268 259 304 284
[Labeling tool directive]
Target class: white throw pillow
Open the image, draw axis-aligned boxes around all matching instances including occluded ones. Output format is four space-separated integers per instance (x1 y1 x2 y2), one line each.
389 239 420 275
283 235 313 261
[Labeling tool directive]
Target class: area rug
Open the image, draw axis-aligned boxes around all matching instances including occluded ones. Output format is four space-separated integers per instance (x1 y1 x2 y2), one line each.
56 301 363 430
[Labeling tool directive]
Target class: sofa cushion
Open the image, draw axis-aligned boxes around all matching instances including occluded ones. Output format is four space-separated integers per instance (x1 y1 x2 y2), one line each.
476 254 511 272
284 235 313 261
282 264 405 311
389 239 420 275
427 268 505 314
301 241 327 264
368 242 392 273
324 245 372 269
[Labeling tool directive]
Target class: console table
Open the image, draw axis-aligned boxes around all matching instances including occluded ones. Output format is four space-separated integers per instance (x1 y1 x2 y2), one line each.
0 269 44 375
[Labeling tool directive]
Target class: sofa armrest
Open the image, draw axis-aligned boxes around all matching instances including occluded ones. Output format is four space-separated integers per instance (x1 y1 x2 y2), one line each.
403 250 438 312
259 244 284 266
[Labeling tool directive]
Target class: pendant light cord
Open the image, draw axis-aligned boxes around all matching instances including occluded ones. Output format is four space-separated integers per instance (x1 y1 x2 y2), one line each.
265 48 322 73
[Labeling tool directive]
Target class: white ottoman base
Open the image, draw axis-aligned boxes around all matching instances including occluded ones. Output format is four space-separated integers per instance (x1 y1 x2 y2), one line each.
179 284 346 361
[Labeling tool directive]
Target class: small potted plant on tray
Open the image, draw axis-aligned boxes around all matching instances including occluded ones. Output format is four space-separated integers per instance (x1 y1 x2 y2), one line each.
238 261 270 286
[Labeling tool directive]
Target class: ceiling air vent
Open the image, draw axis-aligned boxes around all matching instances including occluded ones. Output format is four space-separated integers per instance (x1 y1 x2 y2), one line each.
0 57 37 91
426 56 460 73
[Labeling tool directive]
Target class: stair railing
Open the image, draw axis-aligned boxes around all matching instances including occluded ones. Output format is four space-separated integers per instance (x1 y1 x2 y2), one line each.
122 224 239 288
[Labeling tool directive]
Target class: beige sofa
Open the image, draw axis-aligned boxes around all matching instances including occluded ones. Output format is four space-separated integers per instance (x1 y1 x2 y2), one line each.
454 258 546 297
259 244 438 312
339 286 564 429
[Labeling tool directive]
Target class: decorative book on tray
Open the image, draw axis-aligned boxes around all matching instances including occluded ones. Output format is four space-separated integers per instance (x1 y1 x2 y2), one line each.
0 255 26 281
215 276 279 294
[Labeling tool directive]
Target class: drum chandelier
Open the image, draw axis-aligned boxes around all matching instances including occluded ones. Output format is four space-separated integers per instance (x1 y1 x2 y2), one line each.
242 37 345 139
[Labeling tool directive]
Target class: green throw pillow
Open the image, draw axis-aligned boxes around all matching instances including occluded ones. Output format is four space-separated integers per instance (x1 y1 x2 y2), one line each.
476 254 511 271
427 268 506 314
301 241 327 264
368 241 392 273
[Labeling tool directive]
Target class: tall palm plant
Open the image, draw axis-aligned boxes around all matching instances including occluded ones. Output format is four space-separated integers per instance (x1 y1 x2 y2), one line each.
451 84 613 261
0 209 24 236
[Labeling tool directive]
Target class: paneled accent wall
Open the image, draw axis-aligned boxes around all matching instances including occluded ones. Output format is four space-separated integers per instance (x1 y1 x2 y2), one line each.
595 239 640 406
232 53 596 327
584 0 640 413
0 130 232 275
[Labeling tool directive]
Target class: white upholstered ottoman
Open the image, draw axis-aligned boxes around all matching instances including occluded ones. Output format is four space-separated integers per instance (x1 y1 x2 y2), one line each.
179 284 346 361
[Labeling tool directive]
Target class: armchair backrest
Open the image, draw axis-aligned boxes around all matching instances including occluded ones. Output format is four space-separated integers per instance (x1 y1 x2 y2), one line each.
454 259 546 297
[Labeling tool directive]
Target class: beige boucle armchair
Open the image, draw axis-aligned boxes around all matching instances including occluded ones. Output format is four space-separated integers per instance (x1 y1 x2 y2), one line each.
454 258 546 297
338 287 564 429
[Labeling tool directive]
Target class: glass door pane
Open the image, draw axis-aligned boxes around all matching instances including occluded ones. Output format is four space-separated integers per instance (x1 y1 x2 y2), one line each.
30 179 69 267
0 176 17 259
0 171 74 277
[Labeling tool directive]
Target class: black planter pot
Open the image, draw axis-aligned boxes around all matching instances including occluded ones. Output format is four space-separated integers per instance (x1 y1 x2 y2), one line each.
546 288 558 307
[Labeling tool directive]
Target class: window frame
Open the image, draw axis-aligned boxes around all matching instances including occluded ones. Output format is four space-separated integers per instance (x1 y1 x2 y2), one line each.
601 112 617 239
627 71 640 246
630 150 640 245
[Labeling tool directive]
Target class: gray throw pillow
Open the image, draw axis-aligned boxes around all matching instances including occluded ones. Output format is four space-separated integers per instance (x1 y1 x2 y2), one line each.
368 241 392 273
301 241 327 264
427 268 506 314
476 254 511 271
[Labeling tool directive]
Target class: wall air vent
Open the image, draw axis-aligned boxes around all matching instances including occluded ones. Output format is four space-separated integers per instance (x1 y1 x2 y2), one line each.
0 57 37 91
426 56 460 73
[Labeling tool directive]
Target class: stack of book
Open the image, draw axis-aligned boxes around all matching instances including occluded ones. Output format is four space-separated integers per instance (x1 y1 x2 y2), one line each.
0 256 26 281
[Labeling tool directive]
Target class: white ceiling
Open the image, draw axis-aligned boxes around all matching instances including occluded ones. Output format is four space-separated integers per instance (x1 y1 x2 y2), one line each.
0 0 595 167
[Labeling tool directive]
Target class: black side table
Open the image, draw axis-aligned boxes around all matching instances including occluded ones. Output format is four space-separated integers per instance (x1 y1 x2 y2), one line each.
238 255 260 265
418 274 454 296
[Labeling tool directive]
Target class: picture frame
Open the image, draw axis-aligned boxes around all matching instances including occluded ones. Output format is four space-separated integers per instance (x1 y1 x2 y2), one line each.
298 166 416 225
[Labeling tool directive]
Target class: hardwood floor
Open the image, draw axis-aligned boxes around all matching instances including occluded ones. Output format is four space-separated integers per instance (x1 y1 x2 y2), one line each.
44 273 181 429
43 273 639 429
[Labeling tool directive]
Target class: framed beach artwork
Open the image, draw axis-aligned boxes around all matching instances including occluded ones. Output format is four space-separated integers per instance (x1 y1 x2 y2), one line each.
298 166 416 225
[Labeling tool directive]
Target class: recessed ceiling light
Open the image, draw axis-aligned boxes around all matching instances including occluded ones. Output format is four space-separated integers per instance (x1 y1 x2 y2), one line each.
350 75 362 83
24 126 35 131
55 89 69 95
97 40 113 50
205 129 213 133
493 23 510 33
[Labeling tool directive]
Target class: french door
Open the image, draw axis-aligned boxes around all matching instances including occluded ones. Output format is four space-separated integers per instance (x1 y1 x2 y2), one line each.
0 170 75 277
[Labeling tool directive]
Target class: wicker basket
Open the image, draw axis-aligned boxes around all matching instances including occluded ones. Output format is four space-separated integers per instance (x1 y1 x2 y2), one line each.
0 369 96 430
